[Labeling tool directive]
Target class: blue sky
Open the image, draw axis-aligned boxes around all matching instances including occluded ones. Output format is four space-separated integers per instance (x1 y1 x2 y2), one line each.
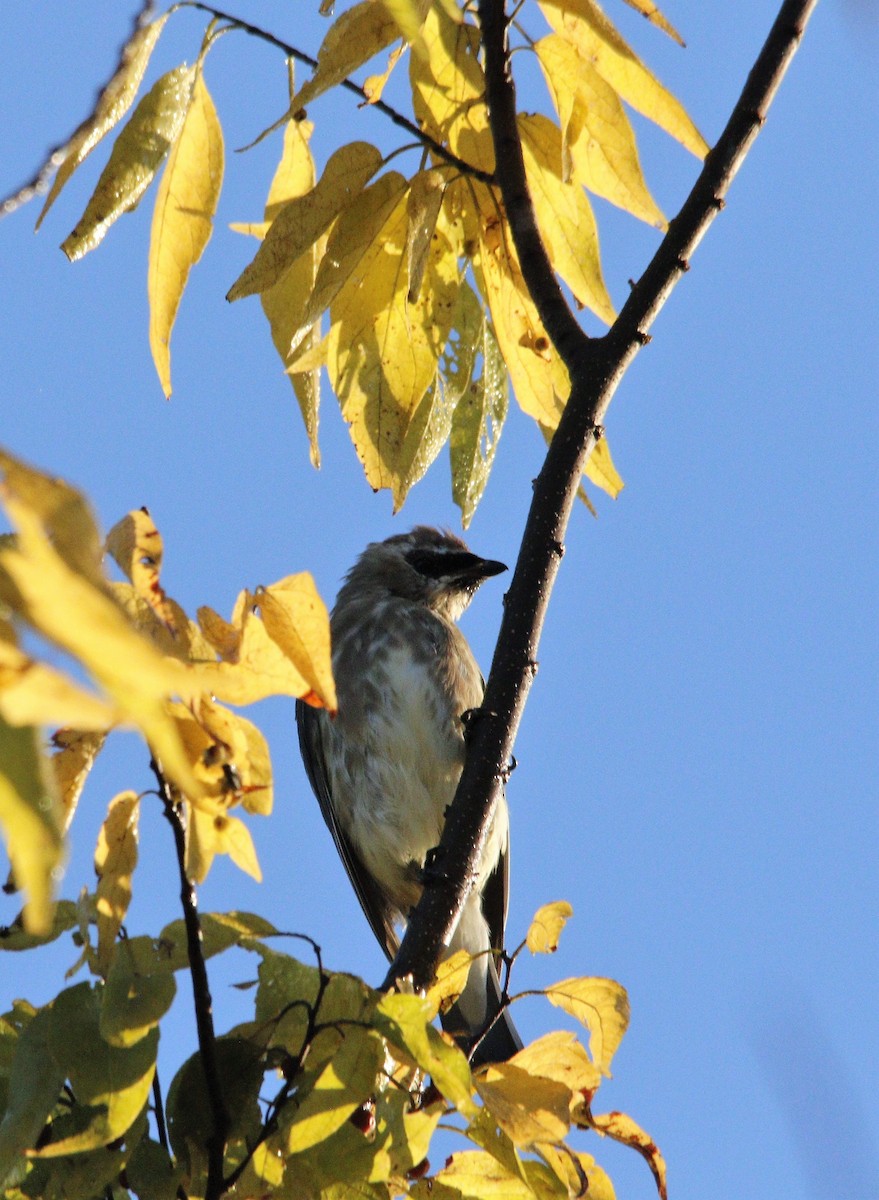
2 3 878 1198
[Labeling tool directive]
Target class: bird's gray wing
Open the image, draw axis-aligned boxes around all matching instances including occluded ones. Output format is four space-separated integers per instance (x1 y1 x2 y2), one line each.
296 698 400 961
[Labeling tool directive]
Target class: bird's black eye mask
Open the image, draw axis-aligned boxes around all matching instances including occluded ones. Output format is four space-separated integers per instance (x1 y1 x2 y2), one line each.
405 548 481 581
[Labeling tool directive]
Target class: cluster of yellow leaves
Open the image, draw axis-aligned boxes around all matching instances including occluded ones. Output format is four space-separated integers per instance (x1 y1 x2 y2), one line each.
34 0 706 521
0 901 665 1200
0 449 335 933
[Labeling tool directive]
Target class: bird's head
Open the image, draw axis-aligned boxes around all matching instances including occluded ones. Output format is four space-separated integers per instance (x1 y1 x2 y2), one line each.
342 526 507 621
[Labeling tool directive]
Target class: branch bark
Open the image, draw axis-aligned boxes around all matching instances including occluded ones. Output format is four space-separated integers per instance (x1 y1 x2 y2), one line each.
386 0 820 994
154 763 229 1200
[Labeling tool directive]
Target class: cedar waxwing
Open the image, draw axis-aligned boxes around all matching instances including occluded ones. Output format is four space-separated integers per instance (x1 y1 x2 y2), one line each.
297 526 522 1064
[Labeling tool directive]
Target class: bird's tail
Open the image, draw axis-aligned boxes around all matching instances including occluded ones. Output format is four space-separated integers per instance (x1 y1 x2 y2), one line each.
441 947 523 1066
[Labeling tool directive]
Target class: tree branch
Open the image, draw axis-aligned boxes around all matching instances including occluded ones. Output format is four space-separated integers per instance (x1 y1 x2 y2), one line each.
386 0 819 995
153 762 229 1200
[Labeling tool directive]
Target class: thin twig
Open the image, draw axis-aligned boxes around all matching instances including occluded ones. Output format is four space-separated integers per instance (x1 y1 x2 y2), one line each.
152 760 229 1200
386 0 820 994
151 1069 171 1152
179 2 495 185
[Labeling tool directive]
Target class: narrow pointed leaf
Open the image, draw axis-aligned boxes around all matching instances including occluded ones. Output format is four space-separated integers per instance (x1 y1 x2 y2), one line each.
0 719 63 935
539 0 707 157
584 437 624 498
149 72 224 398
518 113 615 322
94 790 140 975
619 0 685 45
293 1 401 111
589 1109 667 1199
450 302 508 528
36 16 169 228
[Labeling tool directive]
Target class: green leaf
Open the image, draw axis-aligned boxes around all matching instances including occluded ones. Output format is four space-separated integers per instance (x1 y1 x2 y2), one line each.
155 909 278 972
166 1037 263 1172
38 983 157 1155
125 1136 183 1200
36 16 169 229
0 718 64 935
0 899 77 952
100 939 177 1047
374 993 476 1118
61 65 197 261
283 1027 384 1154
0 1008 64 1188
449 289 509 528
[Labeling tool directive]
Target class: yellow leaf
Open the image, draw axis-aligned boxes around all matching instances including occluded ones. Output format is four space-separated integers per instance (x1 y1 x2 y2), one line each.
227 141 382 301
293 0 401 110
286 334 328 375
535 33 665 228
61 65 197 261
518 114 615 323
511 1031 601 1097
379 0 431 44
0 491 199 800
94 790 140 974
255 574 337 712
328 181 460 496
106 508 177 630
619 0 685 45
148 72 224 398
362 42 407 104
51 729 106 833
584 437 624 498
424 949 473 1014
475 1062 571 1147
544 977 629 1076
0 447 104 586
525 900 573 954
196 604 241 660
292 171 409 354
256 118 322 467
588 1109 667 1200
539 0 707 158
186 807 262 883
375 993 476 1117
434 1150 535 1197
190 583 333 709
406 168 445 303
0 634 117 732
537 1145 617 1200
411 6 494 172
473 186 569 427
36 15 169 228
0 718 63 934
170 699 273 815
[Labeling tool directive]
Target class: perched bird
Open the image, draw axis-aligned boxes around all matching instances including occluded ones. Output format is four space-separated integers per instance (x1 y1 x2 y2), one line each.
296 526 522 1064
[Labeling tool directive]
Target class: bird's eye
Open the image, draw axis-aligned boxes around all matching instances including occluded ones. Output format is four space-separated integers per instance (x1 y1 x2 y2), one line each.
406 548 477 580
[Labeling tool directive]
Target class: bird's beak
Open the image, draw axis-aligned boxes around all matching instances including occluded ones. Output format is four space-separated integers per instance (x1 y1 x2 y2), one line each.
470 556 507 581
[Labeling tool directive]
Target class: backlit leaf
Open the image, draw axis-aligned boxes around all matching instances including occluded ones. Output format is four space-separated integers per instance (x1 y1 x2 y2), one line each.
0 1008 64 1185
449 287 509 527
526 901 574 955
293 1 401 111
256 117 322 466
535 33 665 228
283 1027 385 1153
544 977 629 1075
51 731 106 833
148 72 224 398
0 634 117 732
62 65 197 261
539 0 707 157
256 573 337 712
588 1109 667 1199
511 1031 601 1096
474 186 569 427
106 508 176 631
170 698 273 815
227 141 382 301
380 0 431 44
475 1062 571 1147
406 168 445 303
0 719 63 935
100 938 177 1047
40 983 157 1155
433 1150 535 1198
375 993 476 1116
94 790 140 975
186 807 262 884
518 113 615 322
36 16 169 228
619 0 684 45
294 171 409 353
585 437 624 498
